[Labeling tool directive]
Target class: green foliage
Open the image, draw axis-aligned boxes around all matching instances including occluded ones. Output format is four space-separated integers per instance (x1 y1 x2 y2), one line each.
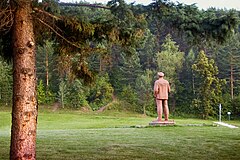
101 100 124 111
0 58 12 105
154 2 240 46
36 40 58 104
106 0 148 54
88 74 114 110
57 79 90 109
39 0 148 84
221 93 240 119
135 69 155 114
37 0 61 14
222 93 232 108
37 80 46 105
57 80 68 108
119 85 139 112
138 30 158 70
36 40 59 92
109 47 142 93
66 79 90 109
215 32 240 99
37 79 55 105
157 34 185 94
192 50 225 119
231 95 240 116
176 49 196 113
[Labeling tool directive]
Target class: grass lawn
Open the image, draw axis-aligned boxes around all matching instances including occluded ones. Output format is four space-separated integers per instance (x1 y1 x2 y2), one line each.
1 108 240 160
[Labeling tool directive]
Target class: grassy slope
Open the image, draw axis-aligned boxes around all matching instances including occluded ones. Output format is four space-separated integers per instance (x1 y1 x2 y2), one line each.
0 109 240 160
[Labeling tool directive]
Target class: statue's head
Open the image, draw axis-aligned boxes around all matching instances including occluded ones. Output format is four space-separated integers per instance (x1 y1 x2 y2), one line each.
157 72 164 77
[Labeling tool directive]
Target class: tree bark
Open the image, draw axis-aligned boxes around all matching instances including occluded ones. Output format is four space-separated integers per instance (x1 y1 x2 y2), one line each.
10 1 37 159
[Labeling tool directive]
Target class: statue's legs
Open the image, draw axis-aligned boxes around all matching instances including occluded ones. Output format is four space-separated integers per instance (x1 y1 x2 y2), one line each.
163 100 169 121
156 99 163 121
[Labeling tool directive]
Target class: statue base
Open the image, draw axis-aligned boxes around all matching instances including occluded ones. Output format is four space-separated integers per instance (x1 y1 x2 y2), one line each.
149 120 175 126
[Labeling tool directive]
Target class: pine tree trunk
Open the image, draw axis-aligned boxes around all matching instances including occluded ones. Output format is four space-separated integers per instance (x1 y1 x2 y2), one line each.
10 1 37 159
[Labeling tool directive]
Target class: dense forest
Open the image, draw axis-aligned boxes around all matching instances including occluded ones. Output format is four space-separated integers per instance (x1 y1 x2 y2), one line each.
1 0 240 120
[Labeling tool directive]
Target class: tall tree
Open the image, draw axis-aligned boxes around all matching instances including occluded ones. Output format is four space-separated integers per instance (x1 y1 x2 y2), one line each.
138 30 158 70
215 32 240 99
135 69 154 115
109 48 142 93
192 50 225 119
9 1 37 159
177 49 196 113
36 40 59 96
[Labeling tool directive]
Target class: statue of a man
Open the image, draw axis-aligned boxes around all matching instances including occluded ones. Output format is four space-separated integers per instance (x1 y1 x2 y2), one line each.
154 72 170 121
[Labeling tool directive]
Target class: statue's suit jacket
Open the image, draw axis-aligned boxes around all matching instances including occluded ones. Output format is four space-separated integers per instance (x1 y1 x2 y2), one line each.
154 78 170 100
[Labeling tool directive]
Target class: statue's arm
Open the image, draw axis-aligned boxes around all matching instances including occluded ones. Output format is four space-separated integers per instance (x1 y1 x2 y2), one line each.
168 83 171 93
153 82 158 97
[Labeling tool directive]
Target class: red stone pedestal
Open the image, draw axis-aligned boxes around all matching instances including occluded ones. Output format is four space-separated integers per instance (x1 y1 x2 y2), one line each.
149 120 175 126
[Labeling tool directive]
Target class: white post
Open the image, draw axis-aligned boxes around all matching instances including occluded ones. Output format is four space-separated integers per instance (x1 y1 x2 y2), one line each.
219 104 222 122
227 112 231 121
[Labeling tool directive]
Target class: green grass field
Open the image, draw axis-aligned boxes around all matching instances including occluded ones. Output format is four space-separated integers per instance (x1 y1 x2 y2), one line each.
1 108 240 160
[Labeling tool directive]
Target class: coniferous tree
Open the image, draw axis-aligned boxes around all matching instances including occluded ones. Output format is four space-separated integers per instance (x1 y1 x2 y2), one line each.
215 32 240 99
177 49 196 113
109 46 142 93
135 69 155 115
138 30 158 71
88 73 113 110
192 50 225 119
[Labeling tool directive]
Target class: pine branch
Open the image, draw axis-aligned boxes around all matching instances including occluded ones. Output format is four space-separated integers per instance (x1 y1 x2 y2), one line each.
0 4 14 34
34 16 82 49
33 8 65 36
33 7 60 20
